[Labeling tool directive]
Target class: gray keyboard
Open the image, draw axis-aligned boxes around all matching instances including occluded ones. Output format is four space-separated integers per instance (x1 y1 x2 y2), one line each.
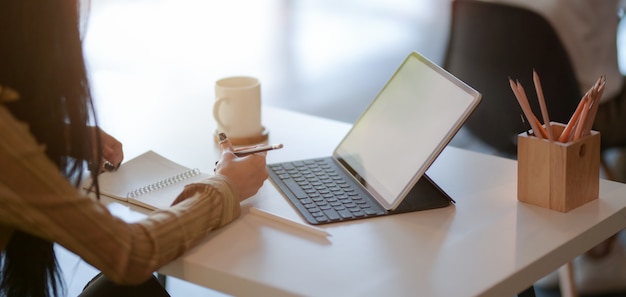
267 158 386 225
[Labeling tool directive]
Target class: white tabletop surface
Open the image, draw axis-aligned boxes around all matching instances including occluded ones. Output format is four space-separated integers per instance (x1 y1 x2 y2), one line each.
99 103 626 297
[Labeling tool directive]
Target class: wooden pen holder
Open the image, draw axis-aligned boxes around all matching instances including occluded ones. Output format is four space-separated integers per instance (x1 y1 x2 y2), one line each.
517 123 600 212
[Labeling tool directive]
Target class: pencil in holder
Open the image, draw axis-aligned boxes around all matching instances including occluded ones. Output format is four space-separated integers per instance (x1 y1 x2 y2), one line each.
517 122 600 212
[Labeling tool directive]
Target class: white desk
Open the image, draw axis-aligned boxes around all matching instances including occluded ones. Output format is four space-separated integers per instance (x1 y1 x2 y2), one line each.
101 105 626 297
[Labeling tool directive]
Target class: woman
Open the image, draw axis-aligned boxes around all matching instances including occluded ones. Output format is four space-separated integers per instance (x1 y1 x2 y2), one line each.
0 1 269 296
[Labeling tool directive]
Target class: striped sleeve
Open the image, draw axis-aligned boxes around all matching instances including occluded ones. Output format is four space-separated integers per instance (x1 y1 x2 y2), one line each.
0 105 241 285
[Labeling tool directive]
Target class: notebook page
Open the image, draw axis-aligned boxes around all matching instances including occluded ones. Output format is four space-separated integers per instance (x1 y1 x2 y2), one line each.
96 151 209 209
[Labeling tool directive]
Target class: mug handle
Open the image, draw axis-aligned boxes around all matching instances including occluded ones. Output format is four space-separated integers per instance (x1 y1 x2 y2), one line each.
213 97 229 131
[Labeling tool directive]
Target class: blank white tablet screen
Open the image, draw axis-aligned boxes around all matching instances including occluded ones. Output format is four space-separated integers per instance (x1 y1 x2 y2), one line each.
334 52 480 209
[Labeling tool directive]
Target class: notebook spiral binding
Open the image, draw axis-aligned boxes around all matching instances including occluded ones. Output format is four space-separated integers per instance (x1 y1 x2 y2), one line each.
126 168 202 198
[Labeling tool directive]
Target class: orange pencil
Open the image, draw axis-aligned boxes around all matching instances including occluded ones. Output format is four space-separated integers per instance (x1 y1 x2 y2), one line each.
581 76 605 136
509 78 544 139
558 96 587 143
573 97 591 141
516 80 547 138
533 116 548 139
533 70 554 141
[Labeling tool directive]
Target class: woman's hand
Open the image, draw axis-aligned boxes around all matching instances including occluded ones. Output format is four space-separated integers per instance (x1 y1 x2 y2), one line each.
90 127 123 171
215 134 269 202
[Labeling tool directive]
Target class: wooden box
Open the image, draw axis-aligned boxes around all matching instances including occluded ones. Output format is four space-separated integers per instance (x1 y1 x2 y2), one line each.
517 123 600 212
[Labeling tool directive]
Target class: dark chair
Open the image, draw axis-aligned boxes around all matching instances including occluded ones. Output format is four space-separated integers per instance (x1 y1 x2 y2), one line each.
444 1 580 296
443 2 623 297
443 0 581 158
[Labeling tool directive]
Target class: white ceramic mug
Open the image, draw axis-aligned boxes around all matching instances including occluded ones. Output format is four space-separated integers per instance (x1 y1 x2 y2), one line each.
213 76 263 139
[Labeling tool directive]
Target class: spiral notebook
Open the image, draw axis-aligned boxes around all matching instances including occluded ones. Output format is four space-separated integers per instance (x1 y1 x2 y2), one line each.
93 150 211 210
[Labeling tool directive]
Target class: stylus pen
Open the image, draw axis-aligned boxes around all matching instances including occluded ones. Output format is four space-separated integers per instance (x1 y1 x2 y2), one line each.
249 207 331 237
234 143 283 157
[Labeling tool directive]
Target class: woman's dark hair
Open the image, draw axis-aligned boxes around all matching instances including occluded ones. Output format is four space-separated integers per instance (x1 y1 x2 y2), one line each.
0 1 100 296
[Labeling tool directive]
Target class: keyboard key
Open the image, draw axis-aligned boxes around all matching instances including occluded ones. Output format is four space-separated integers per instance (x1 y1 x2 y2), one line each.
284 178 308 199
364 209 384 215
352 211 366 217
315 216 330 223
338 209 353 219
311 211 325 217
323 209 341 221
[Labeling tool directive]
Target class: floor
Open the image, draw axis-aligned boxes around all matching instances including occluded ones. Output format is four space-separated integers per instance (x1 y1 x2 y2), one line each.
56 0 626 296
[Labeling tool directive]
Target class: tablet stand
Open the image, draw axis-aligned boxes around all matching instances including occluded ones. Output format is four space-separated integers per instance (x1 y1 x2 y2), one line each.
388 174 454 215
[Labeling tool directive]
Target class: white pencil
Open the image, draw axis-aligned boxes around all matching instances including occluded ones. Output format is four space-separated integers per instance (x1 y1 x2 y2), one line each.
249 207 331 237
